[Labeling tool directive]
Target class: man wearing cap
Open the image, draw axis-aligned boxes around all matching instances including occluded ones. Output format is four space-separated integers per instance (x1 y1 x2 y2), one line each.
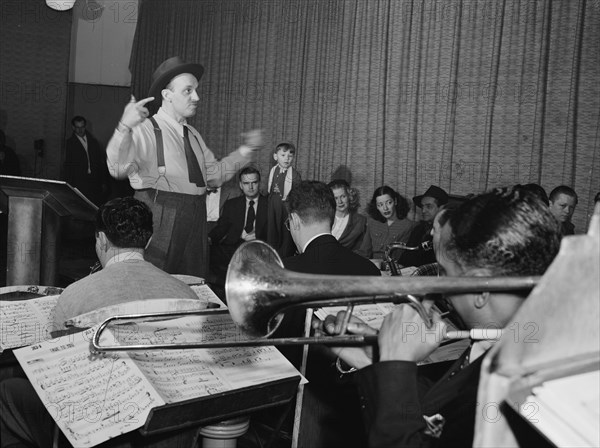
397 185 448 268
106 56 263 277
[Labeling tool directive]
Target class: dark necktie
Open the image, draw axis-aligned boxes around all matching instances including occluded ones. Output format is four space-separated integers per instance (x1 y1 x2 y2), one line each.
183 126 205 187
245 200 255 233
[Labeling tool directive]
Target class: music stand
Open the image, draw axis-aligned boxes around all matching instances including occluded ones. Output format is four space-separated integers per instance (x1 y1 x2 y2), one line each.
0 175 97 286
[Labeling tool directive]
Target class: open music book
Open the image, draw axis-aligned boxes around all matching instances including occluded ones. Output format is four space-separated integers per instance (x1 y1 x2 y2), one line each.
0 284 224 353
14 312 304 448
0 294 60 353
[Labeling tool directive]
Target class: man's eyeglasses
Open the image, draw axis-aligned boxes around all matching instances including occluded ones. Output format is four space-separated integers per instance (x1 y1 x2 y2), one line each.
284 217 291 231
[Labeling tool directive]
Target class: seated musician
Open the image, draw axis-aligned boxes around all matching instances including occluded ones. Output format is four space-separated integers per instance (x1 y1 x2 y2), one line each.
0 197 207 448
397 185 448 268
53 196 200 329
325 186 561 447
269 180 380 448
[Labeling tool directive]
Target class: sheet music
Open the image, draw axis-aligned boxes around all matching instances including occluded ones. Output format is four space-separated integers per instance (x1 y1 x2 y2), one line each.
114 313 305 403
190 284 226 308
14 327 164 448
0 295 60 352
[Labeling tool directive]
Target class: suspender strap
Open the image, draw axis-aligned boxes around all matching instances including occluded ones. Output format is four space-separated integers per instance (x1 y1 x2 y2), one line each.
149 117 166 175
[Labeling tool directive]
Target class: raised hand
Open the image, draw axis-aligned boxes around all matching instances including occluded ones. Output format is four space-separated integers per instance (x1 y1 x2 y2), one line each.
241 129 264 151
120 95 155 129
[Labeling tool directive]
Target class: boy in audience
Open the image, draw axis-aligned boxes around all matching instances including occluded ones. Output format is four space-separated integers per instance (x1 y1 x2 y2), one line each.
266 142 301 257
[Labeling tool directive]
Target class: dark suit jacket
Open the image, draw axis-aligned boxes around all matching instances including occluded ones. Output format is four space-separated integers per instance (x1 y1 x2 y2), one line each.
209 194 267 245
398 220 437 267
64 132 109 205
284 234 381 276
355 350 483 448
338 212 368 251
281 235 381 448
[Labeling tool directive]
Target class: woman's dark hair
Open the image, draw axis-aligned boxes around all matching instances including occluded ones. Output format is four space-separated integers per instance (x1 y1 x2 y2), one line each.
367 185 410 222
445 186 560 276
328 179 360 213
95 197 153 248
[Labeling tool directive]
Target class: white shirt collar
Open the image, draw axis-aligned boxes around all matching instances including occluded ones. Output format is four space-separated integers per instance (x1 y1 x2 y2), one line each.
104 251 145 268
469 339 496 364
157 107 187 130
301 232 331 253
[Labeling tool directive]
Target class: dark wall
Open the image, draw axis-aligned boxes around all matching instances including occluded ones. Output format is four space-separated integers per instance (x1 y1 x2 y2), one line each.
0 0 72 179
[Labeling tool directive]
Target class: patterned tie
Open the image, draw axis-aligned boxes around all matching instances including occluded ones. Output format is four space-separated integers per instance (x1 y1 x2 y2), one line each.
245 200 255 233
183 126 205 187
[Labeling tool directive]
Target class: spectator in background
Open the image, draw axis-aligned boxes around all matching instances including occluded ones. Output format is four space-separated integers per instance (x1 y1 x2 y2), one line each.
549 185 578 235
64 116 110 206
0 130 21 176
357 185 417 260
266 142 301 257
327 179 367 251
208 166 267 288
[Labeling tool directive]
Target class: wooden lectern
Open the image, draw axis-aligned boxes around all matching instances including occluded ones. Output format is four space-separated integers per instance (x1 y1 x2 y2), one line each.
474 205 600 447
0 175 97 286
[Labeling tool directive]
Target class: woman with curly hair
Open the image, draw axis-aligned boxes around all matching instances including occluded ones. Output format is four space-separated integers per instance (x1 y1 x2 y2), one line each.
356 185 417 260
328 179 368 251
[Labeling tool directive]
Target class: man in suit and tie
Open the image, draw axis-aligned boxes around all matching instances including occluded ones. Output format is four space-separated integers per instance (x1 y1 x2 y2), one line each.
208 166 267 287
64 115 110 206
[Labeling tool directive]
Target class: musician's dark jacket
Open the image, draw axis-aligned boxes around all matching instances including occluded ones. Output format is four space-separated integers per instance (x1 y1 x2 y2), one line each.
354 349 482 448
280 234 381 448
397 220 436 267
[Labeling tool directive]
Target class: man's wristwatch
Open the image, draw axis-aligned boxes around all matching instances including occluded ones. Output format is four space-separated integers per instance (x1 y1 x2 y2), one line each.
116 120 132 134
335 357 358 376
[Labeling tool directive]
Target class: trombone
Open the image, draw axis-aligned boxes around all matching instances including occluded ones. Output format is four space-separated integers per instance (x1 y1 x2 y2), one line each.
92 240 539 352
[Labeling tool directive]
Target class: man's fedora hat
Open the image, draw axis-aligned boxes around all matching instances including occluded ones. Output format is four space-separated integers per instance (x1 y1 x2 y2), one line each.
148 56 204 107
413 185 449 208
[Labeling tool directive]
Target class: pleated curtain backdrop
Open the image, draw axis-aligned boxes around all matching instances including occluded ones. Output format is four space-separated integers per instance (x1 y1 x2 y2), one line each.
130 0 599 231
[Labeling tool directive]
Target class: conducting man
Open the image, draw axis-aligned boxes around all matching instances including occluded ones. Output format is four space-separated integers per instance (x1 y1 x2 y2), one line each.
106 56 263 277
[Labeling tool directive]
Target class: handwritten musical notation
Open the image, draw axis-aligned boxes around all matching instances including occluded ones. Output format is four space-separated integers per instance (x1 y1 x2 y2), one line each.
0 295 60 352
15 313 303 447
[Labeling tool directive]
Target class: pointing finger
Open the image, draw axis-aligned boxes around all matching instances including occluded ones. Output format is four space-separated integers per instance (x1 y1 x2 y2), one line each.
136 97 155 106
129 95 136 103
